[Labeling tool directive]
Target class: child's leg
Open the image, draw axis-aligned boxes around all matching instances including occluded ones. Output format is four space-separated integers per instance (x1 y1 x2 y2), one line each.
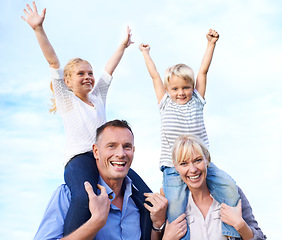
206 162 241 238
163 166 190 240
63 152 99 236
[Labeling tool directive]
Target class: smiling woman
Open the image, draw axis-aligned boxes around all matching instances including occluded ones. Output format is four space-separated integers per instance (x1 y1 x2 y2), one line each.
159 134 266 240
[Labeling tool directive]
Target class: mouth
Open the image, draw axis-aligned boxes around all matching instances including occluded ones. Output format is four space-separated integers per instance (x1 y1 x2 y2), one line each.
83 80 93 85
188 174 201 180
110 161 126 168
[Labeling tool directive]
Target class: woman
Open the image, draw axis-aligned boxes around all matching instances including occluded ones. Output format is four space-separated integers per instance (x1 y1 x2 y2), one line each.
146 135 266 240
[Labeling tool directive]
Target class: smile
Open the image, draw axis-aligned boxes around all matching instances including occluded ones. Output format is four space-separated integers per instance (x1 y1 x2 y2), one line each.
110 161 126 168
188 174 201 180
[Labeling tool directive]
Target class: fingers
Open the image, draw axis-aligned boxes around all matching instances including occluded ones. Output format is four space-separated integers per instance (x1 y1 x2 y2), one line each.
84 181 96 199
236 199 242 210
160 188 165 197
97 183 108 196
33 1 38 13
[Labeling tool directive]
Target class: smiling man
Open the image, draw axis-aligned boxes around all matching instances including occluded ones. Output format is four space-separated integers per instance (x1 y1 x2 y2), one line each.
33 120 167 240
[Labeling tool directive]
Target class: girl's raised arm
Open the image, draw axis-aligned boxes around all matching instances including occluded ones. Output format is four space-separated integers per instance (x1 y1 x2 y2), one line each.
22 2 60 69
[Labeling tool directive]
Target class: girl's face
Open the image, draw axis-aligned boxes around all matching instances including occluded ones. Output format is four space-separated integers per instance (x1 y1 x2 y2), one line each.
174 150 208 192
166 75 193 105
65 62 95 96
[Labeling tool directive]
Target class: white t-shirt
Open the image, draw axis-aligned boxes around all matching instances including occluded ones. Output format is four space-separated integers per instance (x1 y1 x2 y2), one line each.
50 67 112 165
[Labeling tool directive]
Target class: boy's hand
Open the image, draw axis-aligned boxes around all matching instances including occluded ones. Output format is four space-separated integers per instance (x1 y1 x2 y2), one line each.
22 2 46 31
123 26 134 48
206 29 219 44
139 43 150 53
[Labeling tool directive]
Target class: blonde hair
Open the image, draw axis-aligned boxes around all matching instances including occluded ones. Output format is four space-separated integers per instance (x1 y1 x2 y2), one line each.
49 58 92 113
164 64 195 89
172 134 211 166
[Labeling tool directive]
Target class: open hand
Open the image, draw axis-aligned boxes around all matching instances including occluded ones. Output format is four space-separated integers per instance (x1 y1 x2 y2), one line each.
123 26 134 48
21 2 46 30
220 199 243 229
162 213 187 240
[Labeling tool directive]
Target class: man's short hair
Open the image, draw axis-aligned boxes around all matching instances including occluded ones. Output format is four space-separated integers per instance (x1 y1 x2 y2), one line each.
96 119 134 143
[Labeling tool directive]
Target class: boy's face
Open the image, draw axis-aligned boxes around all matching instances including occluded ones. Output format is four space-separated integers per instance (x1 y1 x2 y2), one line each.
166 75 193 105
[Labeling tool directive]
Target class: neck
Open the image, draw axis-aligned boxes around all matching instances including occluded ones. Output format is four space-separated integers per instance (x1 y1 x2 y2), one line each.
75 93 92 106
104 178 125 210
190 184 210 203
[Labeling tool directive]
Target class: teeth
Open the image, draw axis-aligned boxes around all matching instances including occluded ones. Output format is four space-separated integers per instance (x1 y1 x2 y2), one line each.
189 174 200 180
111 162 126 167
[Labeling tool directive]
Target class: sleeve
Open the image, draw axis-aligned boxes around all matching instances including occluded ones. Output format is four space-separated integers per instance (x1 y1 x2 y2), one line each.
50 67 73 113
33 184 71 240
92 70 113 105
193 89 206 108
158 92 169 111
238 187 267 240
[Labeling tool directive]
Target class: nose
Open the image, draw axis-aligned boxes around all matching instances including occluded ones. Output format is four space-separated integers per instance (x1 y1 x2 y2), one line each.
188 163 197 173
115 146 126 158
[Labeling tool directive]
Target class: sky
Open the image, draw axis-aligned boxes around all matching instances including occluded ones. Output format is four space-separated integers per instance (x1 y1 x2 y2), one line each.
0 0 281 239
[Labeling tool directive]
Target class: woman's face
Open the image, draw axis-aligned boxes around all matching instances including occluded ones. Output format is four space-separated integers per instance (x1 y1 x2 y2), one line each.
174 150 208 191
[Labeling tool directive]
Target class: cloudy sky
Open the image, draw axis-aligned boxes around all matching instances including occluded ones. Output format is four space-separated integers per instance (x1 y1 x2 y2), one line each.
0 0 281 239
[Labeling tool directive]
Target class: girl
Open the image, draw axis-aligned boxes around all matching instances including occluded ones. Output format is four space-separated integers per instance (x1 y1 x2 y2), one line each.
22 1 134 235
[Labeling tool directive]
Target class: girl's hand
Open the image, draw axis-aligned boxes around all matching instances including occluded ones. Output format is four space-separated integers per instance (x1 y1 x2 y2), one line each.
123 26 134 48
206 29 219 44
21 2 46 31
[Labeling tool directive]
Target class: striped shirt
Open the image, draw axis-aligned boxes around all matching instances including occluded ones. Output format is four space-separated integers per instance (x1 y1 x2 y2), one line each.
159 89 209 168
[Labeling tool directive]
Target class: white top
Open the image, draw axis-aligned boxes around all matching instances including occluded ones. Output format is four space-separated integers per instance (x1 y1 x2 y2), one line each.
50 67 112 165
186 192 227 240
159 89 209 168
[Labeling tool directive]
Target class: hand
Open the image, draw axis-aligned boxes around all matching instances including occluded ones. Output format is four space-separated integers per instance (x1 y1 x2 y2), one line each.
144 188 168 229
206 29 219 44
123 26 134 48
85 181 111 228
139 43 150 53
21 2 46 31
162 214 187 240
221 199 244 230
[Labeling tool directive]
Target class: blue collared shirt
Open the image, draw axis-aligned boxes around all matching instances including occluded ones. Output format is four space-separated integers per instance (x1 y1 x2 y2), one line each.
34 176 141 240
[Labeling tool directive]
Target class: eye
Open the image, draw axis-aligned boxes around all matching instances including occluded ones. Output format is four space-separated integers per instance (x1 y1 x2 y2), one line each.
179 162 188 166
194 158 203 164
89 72 93 76
78 72 84 76
183 86 190 89
172 88 177 91
124 144 133 150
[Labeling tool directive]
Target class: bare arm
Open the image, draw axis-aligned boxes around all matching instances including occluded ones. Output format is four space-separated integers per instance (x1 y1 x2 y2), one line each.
221 200 254 240
61 182 111 240
139 44 166 103
195 29 219 99
104 26 134 76
21 2 60 69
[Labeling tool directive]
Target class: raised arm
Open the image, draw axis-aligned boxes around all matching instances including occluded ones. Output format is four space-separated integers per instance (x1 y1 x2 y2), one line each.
139 44 166 103
104 26 134 76
21 2 60 69
195 29 219 99
61 182 111 240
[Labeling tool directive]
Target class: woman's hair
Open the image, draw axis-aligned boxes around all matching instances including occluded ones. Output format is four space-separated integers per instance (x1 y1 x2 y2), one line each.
164 63 195 89
172 134 211 166
49 58 92 113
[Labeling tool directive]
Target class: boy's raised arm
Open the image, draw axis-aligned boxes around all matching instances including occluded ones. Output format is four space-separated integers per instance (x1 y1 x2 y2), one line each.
22 2 60 69
139 44 166 104
104 26 134 76
195 29 219 99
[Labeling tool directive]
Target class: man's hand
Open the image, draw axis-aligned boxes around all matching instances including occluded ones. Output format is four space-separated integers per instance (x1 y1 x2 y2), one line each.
144 188 167 229
220 199 243 230
85 182 111 228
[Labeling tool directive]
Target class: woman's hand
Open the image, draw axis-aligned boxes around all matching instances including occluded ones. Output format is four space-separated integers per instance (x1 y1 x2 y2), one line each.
162 214 187 240
21 2 46 31
220 199 243 229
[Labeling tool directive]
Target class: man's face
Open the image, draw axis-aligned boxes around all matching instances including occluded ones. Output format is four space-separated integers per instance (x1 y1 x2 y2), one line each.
93 126 135 186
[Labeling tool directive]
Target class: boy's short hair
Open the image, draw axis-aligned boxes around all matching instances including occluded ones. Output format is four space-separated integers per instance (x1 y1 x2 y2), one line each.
95 119 134 143
172 134 211 166
164 64 195 89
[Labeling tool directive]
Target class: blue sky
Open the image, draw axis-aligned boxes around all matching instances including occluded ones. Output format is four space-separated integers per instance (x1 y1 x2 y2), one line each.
0 0 281 239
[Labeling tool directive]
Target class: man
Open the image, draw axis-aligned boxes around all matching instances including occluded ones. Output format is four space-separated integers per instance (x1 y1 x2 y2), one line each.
34 120 168 240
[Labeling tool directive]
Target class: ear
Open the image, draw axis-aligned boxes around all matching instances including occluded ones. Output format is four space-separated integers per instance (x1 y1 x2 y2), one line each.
64 77 72 88
92 144 99 160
